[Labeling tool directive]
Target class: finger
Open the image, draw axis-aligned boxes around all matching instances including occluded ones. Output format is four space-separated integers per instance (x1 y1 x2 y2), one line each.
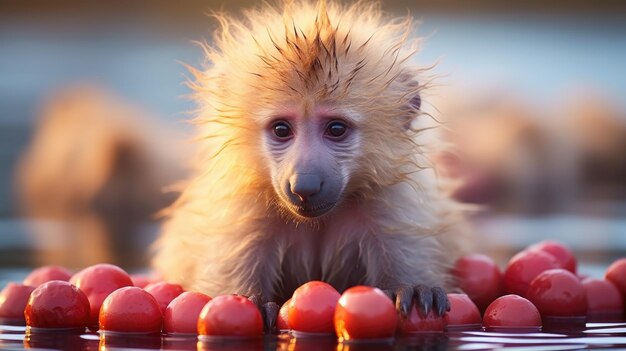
262 301 279 334
395 286 413 317
414 284 433 316
431 286 450 316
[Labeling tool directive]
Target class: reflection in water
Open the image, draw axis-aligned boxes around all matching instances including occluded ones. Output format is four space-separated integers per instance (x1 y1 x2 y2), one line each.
196 337 265 351
398 333 450 351
0 322 626 350
99 331 162 350
161 334 198 350
336 340 394 351
286 335 337 351
542 316 587 334
24 330 93 350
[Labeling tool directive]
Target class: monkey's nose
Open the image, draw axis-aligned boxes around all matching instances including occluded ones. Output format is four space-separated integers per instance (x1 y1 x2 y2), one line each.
289 173 322 202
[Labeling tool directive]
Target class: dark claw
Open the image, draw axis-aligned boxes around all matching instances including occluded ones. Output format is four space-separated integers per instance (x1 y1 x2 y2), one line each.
261 302 279 334
395 286 413 317
431 286 450 316
385 284 450 318
414 284 433 316
248 295 279 334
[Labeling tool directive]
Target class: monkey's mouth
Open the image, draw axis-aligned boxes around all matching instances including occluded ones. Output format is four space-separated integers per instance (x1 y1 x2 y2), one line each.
288 201 336 218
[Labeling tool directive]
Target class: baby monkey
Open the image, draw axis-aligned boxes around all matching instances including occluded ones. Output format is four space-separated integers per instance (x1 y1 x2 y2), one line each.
153 0 465 330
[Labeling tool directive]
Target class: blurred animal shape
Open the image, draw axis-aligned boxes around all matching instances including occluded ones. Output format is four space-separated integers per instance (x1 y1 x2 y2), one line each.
16 86 188 268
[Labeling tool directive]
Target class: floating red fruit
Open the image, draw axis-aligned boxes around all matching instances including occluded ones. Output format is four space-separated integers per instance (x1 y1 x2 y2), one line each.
99 286 162 333
25 280 90 329
163 291 212 334
483 294 541 331
69 263 133 327
528 240 577 273
526 269 587 318
197 295 263 338
444 293 482 329
145 282 184 314
130 274 152 289
606 258 626 298
23 266 72 287
277 298 290 331
582 277 624 320
0 283 36 323
397 306 446 334
503 250 560 297
334 286 397 341
452 254 503 311
288 281 340 334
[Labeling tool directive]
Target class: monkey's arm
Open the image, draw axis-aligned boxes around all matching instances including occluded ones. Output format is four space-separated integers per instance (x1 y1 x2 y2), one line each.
202 227 286 333
369 232 454 317
154 205 285 324
371 179 463 316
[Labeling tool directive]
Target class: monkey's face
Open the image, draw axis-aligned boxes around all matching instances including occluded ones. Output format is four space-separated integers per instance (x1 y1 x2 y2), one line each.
262 106 360 219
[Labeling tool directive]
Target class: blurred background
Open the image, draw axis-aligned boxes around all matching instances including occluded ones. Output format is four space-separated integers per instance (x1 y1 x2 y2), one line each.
0 0 625 283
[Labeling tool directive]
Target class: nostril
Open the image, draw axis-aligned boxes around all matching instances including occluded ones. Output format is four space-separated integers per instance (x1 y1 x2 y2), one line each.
289 173 322 202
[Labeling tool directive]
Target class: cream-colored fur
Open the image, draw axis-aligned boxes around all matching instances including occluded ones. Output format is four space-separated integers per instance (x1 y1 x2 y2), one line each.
153 0 466 302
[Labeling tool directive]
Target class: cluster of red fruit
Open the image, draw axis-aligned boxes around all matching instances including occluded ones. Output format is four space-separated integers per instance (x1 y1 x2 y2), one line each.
277 281 481 341
0 264 193 333
0 240 624 343
454 240 626 331
272 240 626 339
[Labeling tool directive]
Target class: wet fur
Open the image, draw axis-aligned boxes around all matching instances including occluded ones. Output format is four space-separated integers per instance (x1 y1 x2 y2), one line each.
153 0 466 303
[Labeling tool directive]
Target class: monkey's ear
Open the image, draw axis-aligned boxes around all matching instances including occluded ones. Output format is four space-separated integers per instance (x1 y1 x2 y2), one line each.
399 74 422 131
408 91 421 111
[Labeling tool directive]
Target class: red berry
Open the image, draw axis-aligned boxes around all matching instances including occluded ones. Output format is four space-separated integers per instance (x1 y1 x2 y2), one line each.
528 240 577 273
0 283 36 323
25 280 90 329
130 275 153 289
334 286 397 341
163 291 212 334
444 293 482 329
145 282 184 314
277 298 290 331
288 281 340 334
452 254 503 311
197 295 263 338
23 266 72 287
526 269 586 317
483 294 541 331
606 258 626 298
582 278 624 320
398 308 446 334
69 263 133 327
503 250 560 297
99 286 162 333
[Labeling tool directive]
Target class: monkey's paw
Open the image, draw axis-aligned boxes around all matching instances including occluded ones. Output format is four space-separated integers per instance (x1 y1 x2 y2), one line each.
248 294 279 334
384 285 450 318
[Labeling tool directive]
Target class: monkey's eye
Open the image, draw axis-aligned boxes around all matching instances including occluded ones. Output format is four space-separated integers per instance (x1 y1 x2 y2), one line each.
326 121 348 138
272 121 292 139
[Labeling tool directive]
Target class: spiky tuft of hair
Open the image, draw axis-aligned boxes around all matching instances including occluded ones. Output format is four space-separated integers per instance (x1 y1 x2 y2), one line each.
183 0 433 205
